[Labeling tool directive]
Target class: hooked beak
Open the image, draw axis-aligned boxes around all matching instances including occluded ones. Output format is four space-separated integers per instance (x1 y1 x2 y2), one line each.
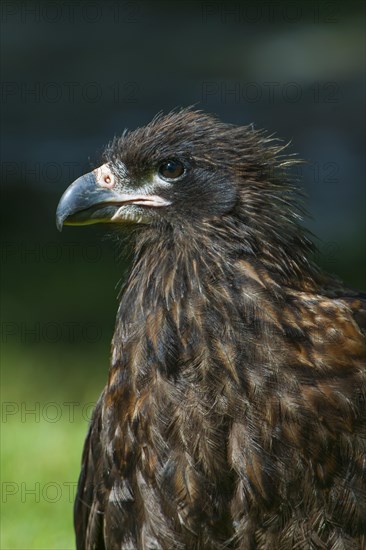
56 164 171 231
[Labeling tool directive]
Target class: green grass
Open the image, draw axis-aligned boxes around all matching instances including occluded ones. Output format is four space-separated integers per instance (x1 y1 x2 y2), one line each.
1 417 85 549
1 345 107 549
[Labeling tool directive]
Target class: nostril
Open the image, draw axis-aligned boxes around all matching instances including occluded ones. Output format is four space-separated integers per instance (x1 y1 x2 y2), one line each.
94 164 115 188
102 173 114 188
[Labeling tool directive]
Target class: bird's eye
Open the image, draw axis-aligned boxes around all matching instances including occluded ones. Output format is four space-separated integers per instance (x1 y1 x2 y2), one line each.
158 159 185 180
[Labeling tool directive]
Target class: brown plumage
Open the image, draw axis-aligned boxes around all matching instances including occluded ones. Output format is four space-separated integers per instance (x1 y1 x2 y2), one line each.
56 109 366 549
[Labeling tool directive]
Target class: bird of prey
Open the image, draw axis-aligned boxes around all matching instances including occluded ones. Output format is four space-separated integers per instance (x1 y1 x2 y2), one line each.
56 109 366 550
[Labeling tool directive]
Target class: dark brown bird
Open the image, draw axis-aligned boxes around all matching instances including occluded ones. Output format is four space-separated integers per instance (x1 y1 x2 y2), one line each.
56 109 366 550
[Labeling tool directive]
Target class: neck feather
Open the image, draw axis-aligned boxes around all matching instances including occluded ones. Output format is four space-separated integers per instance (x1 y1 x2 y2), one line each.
109 222 318 391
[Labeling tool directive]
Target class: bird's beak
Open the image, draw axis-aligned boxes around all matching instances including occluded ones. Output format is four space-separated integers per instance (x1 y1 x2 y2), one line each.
56 164 171 231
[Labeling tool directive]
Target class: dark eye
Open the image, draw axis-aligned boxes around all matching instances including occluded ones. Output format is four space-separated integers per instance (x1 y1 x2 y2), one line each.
158 159 185 180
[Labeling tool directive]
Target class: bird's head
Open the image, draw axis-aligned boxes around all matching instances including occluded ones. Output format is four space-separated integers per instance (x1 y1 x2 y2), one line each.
56 109 243 231
57 108 294 228
56 108 314 280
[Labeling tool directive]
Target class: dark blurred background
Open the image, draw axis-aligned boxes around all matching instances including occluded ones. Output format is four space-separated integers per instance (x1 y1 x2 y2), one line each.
1 1 365 547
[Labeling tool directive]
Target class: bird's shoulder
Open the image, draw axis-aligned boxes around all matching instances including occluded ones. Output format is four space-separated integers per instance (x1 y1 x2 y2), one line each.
278 281 366 433
330 287 366 336
286 281 366 344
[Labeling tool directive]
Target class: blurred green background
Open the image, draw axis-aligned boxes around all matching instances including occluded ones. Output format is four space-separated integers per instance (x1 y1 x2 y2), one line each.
1 0 365 548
